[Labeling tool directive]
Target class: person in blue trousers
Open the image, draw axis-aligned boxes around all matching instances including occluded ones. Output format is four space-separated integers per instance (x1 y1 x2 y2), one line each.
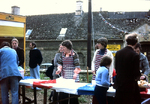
29 42 43 79
29 42 43 90
0 41 22 104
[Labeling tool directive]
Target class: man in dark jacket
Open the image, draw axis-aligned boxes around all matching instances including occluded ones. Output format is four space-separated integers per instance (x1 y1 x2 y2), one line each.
29 42 43 79
11 38 24 67
114 34 141 104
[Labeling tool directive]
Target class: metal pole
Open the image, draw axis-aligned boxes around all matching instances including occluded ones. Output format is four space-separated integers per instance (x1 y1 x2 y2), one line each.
87 0 92 82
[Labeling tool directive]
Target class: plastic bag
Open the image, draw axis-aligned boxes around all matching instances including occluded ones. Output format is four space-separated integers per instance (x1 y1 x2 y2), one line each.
18 66 24 78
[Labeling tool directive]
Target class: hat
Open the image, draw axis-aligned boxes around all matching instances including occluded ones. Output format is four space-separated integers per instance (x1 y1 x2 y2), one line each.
97 37 108 47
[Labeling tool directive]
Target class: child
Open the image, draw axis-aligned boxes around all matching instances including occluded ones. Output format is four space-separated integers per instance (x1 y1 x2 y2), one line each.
94 56 112 104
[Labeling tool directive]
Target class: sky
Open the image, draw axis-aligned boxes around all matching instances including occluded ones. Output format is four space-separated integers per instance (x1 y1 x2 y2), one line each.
0 0 150 16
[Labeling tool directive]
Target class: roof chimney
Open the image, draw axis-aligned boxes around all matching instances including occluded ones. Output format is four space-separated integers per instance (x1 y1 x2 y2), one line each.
75 0 83 16
11 6 20 15
100 7 102 11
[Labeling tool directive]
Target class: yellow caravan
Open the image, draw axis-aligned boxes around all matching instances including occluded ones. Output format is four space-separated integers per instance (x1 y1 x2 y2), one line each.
0 12 26 69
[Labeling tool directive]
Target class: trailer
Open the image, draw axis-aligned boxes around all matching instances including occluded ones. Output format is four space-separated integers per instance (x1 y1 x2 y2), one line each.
0 12 26 69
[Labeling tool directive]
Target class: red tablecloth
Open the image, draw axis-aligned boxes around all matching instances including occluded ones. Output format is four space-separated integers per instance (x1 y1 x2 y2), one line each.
140 88 150 98
33 80 56 89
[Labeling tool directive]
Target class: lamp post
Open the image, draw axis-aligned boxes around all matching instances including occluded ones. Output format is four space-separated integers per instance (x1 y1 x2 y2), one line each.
87 0 92 82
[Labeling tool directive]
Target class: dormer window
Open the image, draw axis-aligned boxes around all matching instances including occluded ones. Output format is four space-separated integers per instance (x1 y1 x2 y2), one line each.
26 29 33 39
57 28 67 40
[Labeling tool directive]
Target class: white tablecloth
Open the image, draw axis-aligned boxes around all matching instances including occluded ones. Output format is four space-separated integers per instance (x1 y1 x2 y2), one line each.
19 79 116 96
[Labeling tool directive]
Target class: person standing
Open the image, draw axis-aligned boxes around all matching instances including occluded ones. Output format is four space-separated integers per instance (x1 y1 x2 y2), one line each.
56 40 81 104
52 44 63 79
91 37 114 104
94 56 112 104
29 42 43 79
11 38 24 67
48 44 63 102
0 41 22 104
134 43 150 81
114 34 141 104
92 37 114 80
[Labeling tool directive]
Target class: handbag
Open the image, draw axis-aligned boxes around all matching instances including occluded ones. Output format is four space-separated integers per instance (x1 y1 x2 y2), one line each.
45 65 54 79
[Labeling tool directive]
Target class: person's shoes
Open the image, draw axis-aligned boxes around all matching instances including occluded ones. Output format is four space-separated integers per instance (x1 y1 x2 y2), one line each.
48 99 53 103
36 87 42 90
31 87 41 90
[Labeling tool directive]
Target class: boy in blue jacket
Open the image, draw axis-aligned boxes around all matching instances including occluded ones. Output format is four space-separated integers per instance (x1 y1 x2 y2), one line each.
94 56 112 104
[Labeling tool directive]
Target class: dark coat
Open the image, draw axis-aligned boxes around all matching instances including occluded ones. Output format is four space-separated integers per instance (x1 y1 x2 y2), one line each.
114 46 141 104
29 48 43 68
16 47 24 66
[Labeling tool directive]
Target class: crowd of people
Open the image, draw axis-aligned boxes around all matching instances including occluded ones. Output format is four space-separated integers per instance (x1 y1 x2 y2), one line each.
0 33 150 104
0 41 22 104
0 38 44 104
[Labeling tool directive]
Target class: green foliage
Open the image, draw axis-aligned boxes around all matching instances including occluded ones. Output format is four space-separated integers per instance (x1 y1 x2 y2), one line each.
24 71 50 80
78 95 92 104
24 71 30 76
78 95 87 103
40 72 50 80
79 73 93 83
79 74 87 82
88 74 93 83
25 66 30 70
25 87 33 92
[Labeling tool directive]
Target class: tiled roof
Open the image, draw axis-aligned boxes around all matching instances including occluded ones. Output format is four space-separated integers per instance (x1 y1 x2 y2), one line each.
108 12 148 19
26 11 150 40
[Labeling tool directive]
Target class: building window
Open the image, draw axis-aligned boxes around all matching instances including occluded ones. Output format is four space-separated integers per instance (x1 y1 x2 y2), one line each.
26 29 33 39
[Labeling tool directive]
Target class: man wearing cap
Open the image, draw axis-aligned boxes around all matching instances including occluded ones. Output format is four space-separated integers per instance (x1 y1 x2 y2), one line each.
91 37 114 104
